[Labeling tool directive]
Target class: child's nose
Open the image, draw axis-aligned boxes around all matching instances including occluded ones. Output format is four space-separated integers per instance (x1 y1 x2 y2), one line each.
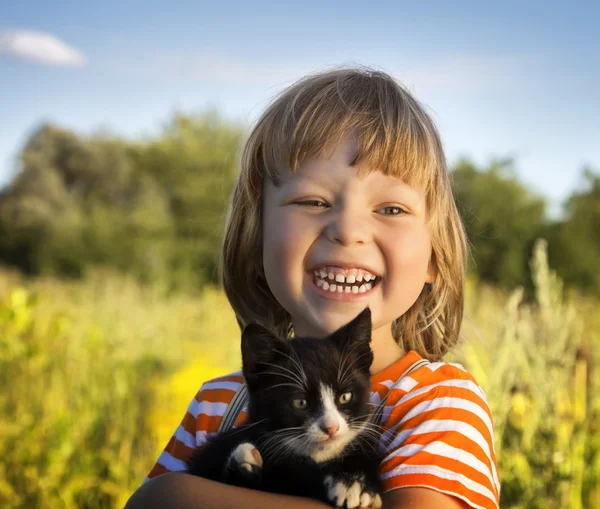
324 208 371 246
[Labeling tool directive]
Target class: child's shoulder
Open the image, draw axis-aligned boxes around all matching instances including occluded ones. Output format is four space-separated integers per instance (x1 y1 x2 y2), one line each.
380 353 493 429
193 370 246 401
384 352 486 397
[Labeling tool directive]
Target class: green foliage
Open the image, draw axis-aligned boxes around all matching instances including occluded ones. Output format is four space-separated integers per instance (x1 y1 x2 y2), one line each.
451 158 547 290
454 240 600 508
544 169 600 297
1 242 599 508
0 112 244 290
2 113 599 300
0 269 241 508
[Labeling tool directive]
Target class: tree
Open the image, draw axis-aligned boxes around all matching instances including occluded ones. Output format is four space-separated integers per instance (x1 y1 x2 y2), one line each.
451 158 547 290
545 168 600 297
0 112 245 289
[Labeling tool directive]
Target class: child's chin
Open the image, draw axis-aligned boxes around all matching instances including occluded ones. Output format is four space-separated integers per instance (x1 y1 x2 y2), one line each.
310 310 366 336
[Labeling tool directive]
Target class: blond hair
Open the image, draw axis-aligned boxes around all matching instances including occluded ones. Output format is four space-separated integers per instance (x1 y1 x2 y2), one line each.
221 67 468 360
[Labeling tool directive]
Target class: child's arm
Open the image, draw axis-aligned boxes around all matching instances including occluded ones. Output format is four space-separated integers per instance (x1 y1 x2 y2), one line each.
124 472 330 509
125 473 471 509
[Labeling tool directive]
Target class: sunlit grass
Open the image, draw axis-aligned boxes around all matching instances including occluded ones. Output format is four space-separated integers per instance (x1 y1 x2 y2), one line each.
0 241 598 508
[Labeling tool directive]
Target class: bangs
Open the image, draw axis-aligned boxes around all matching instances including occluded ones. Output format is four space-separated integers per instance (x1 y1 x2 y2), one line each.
256 68 442 194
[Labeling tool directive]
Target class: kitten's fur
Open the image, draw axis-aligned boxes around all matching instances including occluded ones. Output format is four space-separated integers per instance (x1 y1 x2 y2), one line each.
186 308 383 508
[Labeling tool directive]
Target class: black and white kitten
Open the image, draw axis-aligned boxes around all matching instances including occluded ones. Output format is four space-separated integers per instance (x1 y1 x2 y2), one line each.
186 308 383 508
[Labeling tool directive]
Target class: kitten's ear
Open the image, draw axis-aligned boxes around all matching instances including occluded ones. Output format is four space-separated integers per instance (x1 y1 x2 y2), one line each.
241 324 291 387
328 308 373 373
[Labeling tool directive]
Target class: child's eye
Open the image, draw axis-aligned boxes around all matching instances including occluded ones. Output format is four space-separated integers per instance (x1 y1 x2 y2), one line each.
295 199 328 209
292 398 308 409
376 205 406 215
338 392 353 405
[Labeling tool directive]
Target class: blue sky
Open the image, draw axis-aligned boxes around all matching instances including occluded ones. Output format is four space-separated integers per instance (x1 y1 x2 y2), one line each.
1 1 599 216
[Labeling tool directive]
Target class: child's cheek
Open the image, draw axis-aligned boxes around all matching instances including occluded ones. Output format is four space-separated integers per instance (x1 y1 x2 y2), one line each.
262 209 308 304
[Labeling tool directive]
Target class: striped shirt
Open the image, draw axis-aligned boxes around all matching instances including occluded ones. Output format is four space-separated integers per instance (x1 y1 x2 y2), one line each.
146 350 500 509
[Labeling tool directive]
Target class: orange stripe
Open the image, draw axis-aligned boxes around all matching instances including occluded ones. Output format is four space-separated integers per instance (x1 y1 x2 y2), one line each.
381 450 497 499
163 434 195 462
181 410 198 436
147 462 169 479
397 429 495 480
199 388 237 403
371 351 423 385
197 413 223 433
385 383 492 422
393 408 496 464
383 472 498 509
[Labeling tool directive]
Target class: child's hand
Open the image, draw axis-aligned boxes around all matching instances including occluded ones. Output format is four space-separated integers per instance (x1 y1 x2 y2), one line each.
323 474 382 508
224 442 263 486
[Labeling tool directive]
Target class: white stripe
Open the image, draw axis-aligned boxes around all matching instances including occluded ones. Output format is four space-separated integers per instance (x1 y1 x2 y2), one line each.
156 450 188 472
384 441 497 496
395 379 489 412
381 464 497 508
384 419 500 492
448 362 467 372
174 424 196 449
195 430 208 446
189 401 229 419
398 396 495 442
424 361 446 372
391 395 500 488
202 381 242 392
395 376 419 392
370 392 382 406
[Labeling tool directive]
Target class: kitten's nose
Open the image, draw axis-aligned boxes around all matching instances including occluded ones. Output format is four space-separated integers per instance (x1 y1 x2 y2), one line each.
320 422 339 437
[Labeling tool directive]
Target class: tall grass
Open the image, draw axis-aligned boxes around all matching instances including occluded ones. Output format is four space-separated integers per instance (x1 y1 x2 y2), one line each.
0 241 598 508
0 270 240 508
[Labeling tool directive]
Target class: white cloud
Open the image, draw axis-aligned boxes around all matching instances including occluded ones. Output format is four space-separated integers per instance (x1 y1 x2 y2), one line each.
0 30 86 66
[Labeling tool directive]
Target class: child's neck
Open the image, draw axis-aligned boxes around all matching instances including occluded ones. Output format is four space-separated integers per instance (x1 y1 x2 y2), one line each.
370 327 406 374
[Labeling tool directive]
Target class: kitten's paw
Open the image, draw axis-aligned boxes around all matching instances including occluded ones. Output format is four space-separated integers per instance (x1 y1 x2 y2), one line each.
324 475 381 508
227 442 263 475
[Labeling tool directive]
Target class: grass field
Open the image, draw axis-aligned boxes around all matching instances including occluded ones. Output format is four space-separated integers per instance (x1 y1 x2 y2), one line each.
1 241 598 508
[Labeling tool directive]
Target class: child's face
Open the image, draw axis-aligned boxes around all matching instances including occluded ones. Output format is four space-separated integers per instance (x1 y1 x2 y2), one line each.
262 137 435 343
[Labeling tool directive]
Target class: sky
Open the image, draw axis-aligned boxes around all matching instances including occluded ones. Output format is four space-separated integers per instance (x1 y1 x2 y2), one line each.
1 0 599 216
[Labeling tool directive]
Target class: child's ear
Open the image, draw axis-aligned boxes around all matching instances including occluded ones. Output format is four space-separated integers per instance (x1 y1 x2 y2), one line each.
241 324 291 388
328 308 373 373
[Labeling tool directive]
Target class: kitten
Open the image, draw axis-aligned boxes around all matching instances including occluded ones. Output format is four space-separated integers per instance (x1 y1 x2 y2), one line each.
186 308 383 508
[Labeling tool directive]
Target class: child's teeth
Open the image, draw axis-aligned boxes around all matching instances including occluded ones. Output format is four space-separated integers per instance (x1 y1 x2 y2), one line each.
322 281 330 290
351 286 359 294
337 286 343 293
328 271 334 279
320 269 327 278
346 275 356 283
329 284 337 292
316 279 324 288
358 285 366 293
335 274 345 283
365 282 373 290
344 286 351 293
363 274 372 282
356 275 363 282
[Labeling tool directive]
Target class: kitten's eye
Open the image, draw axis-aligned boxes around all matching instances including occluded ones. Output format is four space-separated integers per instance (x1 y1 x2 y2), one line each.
338 392 353 405
293 398 308 410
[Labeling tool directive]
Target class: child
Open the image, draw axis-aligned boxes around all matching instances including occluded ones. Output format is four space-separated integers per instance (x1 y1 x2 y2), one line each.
126 67 500 509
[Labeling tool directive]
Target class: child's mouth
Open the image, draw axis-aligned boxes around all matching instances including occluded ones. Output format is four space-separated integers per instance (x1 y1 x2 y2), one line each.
310 266 382 295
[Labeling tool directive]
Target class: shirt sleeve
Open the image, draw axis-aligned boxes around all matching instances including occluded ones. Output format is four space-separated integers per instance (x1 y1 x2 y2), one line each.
378 362 500 509
144 372 245 483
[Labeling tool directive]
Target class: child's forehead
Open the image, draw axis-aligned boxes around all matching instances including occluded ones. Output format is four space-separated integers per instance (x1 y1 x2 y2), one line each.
273 146 426 194
269 131 433 195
